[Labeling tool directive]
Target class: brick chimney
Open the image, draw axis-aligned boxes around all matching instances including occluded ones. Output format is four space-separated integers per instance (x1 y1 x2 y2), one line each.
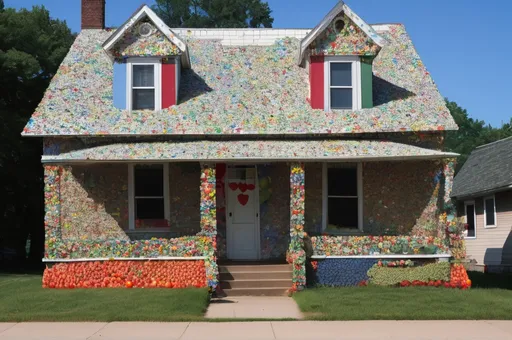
81 0 105 29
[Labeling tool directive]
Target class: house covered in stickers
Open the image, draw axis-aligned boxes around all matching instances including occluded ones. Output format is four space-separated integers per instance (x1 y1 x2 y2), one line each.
23 0 465 294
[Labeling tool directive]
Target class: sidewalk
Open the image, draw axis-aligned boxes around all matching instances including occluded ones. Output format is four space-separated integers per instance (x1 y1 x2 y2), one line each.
1 321 512 340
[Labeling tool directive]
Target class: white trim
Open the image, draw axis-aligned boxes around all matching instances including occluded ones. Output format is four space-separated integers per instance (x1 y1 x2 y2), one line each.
43 153 460 164
126 58 162 112
322 162 363 232
464 200 476 239
311 254 451 259
225 165 260 260
324 56 361 111
43 257 206 262
128 163 170 229
483 195 498 228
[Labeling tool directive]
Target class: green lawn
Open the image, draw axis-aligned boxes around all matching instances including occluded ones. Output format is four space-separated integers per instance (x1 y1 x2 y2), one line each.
0 274 209 322
294 272 512 320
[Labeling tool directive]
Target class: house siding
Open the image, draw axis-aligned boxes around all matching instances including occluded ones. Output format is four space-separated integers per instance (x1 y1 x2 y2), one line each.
462 190 512 265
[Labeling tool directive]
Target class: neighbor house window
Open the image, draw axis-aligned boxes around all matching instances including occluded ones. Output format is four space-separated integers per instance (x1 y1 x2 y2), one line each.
322 163 363 231
128 164 169 230
464 201 476 238
324 56 361 110
484 195 497 228
126 58 162 111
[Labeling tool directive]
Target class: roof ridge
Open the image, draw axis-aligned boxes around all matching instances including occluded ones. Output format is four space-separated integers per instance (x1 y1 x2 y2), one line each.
475 136 512 149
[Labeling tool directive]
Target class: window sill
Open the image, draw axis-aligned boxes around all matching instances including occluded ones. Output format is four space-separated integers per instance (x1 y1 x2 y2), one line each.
484 225 498 229
312 230 364 237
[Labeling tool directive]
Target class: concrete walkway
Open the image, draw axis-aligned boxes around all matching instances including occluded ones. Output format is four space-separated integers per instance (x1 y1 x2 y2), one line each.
1 321 512 339
205 297 303 319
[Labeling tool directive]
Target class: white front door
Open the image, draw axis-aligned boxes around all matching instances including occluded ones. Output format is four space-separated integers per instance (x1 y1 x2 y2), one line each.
226 166 259 260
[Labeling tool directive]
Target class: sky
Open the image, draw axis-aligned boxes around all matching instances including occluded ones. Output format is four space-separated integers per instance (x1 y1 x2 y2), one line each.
6 0 512 127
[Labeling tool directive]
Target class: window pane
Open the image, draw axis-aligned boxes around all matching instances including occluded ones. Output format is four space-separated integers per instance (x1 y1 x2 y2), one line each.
485 198 495 226
133 89 155 110
133 65 154 87
466 204 475 237
328 197 358 229
328 167 357 196
135 165 163 197
136 198 164 219
330 63 351 86
330 88 352 109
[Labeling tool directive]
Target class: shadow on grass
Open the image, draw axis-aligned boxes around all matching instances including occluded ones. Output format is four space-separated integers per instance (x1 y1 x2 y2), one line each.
468 271 512 290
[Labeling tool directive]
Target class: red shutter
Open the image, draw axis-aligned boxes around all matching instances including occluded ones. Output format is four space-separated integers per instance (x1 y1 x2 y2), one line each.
162 60 176 108
309 56 324 110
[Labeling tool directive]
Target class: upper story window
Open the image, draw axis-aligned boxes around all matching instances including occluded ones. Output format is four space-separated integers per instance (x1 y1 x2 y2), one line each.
324 56 361 111
126 58 162 111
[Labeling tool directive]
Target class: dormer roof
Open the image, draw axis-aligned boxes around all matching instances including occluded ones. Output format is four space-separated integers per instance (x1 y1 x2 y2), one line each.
102 5 190 68
298 1 386 64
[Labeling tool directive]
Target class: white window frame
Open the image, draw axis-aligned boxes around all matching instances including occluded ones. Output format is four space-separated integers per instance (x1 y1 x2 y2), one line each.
483 195 497 228
126 57 162 111
128 163 170 230
324 56 362 111
321 162 363 232
463 200 477 239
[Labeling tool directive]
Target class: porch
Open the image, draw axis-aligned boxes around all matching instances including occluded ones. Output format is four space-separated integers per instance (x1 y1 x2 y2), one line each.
41 138 458 288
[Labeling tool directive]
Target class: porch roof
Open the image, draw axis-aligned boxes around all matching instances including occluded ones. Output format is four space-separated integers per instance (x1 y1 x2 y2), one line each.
41 140 458 163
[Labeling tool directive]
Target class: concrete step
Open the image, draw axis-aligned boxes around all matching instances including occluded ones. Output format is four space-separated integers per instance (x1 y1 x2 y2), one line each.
219 271 292 280
220 279 292 289
219 264 292 273
223 287 289 297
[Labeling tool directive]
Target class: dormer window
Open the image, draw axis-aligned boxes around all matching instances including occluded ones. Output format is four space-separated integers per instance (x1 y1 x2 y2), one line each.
126 58 162 111
324 56 361 110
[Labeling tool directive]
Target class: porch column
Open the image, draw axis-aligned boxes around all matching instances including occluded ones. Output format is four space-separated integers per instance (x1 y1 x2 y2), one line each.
199 163 218 289
289 162 306 289
43 165 63 258
199 163 216 236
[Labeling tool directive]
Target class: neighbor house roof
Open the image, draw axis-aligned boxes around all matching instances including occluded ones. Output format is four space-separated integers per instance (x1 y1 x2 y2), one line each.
41 139 458 163
452 137 512 198
22 24 456 136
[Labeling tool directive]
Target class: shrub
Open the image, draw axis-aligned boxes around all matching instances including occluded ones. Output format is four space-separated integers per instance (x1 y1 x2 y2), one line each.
367 262 451 286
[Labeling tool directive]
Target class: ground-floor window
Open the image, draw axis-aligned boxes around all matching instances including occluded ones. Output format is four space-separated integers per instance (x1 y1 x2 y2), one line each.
128 163 170 229
484 195 497 228
464 201 476 238
323 163 362 232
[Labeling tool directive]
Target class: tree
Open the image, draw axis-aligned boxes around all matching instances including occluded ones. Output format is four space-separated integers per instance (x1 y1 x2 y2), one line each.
445 99 512 172
152 0 274 28
0 5 74 270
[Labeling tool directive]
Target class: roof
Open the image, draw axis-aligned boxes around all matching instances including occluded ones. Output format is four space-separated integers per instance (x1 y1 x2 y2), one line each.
102 5 190 67
298 1 386 64
41 139 458 163
452 137 512 198
22 24 457 136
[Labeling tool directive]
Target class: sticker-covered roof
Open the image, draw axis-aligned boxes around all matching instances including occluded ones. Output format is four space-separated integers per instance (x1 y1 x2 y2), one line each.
41 139 458 162
23 24 457 136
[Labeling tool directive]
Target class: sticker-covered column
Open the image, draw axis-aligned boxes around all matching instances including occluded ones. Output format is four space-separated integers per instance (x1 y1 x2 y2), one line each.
199 163 219 289
288 162 306 291
43 165 63 259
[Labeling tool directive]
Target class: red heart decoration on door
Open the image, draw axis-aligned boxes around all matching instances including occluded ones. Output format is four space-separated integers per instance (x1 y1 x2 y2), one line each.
239 183 248 192
237 194 249 206
247 184 255 191
229 182 238 191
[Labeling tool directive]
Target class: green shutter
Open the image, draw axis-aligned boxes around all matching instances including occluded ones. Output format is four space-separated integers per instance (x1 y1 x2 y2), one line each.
361 57 373 109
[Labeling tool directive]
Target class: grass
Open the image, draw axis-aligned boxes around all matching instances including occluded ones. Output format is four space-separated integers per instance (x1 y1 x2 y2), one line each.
293 272 512 320
0 274 209 322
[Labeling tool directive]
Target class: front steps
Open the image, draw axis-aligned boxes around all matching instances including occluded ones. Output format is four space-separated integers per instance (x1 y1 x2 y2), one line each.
219 264 292 296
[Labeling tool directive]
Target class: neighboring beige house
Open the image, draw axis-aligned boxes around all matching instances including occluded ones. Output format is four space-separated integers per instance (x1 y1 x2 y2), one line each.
452 137 512 267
